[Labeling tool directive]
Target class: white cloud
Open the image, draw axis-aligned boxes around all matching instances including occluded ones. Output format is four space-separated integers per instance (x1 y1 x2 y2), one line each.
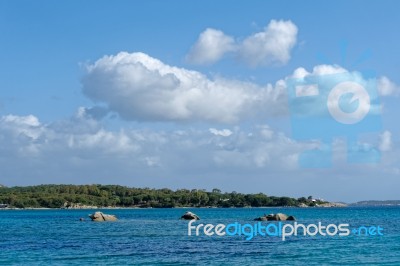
0 114 300 169
239 20 298 67
0 114 306 185
291 64 347 78
0 114 42 140
0 113 309 172
379 130 392 151
294 66 400 99
209 128 233 137
377 76 400 96
258 125 274 140
2 114 40 127
295 67 399 97
287 64 392 119
187 20 298 67
186 28 236 65
144 156 160 167
83 51 400 125
1 113 400 201
82 52 287 124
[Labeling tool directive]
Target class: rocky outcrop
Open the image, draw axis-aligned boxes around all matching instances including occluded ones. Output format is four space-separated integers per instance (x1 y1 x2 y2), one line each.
254 213 296 221
180 211 200 220
89 211 117 221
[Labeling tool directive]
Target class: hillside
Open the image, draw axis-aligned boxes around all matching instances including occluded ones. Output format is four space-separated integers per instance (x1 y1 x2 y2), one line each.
0 184 325 209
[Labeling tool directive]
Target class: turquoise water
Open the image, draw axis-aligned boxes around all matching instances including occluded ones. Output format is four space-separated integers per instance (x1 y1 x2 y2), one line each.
0 207 399 265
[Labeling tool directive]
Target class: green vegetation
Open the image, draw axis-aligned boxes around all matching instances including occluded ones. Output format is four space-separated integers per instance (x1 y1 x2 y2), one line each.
0 184 325 208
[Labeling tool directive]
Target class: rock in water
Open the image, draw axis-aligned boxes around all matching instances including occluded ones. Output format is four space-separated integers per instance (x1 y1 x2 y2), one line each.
180 211 200 220
269 213 288 221
286 215 296 221
254 213 296 221
89 211 117 222
254 216 268 221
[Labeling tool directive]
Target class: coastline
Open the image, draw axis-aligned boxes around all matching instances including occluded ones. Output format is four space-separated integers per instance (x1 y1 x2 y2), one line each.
0 205 349 210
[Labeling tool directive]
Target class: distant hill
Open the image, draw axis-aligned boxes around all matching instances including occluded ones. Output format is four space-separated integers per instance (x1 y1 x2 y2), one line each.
350 200 400 206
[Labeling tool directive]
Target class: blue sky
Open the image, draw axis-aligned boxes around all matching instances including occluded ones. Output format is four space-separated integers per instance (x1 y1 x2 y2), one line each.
0 0 399 202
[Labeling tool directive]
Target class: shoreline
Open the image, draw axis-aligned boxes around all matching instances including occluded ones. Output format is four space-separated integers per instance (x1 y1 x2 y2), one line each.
0 205 350 210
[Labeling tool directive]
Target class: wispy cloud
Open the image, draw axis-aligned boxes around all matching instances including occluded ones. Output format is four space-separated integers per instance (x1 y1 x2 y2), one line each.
82 52 287 123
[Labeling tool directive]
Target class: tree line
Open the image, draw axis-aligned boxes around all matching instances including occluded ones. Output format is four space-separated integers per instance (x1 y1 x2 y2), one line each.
0 184 323 208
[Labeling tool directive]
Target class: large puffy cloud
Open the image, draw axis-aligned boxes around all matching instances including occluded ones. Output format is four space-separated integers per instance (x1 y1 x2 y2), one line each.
82 53 398 124
82 52 287 123
239 20 298 66
186 28 236 65
187 20 298 67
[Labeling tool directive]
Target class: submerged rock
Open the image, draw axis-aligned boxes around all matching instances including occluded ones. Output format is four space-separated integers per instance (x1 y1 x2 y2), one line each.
180 211 200 220
89 211 117 222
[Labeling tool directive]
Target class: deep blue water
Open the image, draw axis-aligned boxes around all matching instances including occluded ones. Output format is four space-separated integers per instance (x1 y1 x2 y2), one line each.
0 207 399 265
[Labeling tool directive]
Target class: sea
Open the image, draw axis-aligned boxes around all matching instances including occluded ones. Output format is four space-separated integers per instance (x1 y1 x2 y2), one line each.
0 207 399 265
